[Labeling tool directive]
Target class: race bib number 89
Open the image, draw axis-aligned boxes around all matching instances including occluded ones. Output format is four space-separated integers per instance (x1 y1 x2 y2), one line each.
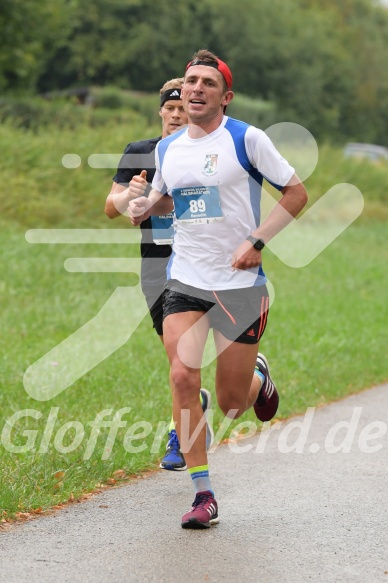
171 185 224 224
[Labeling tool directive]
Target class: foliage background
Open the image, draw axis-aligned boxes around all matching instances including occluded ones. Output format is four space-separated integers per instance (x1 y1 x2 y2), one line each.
1 0 388 144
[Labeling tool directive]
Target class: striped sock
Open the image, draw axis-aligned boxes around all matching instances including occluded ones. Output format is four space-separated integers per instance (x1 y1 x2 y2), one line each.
168 416 175 432
188 465 213 495
254 368 265 386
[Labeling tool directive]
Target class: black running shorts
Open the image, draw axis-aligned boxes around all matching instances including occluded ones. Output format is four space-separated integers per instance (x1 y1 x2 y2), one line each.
142 285 164 336
163 279 269 344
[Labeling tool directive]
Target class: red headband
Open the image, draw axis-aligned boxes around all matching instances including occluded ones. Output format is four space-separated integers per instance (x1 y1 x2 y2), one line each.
185 58 233 89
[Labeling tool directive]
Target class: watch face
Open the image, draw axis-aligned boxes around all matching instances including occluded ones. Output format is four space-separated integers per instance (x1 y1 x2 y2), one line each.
246 235 265 250
253 238 265 251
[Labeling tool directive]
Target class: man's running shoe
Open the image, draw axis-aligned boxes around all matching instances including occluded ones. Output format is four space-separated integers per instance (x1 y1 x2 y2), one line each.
200 388 214 451
181 490 219 529
160 389 213 470
159 430 187 471
253 353 279 422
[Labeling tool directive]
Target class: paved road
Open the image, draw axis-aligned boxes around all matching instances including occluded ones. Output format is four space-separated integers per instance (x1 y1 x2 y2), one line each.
1 384 387 583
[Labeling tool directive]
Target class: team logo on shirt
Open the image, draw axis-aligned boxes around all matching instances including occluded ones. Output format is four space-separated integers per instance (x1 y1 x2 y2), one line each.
202 154 218 176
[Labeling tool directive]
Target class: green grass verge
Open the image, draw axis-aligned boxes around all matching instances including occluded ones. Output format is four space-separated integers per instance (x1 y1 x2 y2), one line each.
0 219 386 516
0 117 387 516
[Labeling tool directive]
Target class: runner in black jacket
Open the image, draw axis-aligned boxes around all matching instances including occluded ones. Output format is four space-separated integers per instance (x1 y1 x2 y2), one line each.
105 78 193 470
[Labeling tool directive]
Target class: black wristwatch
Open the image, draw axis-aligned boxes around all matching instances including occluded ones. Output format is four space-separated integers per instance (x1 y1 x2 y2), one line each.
246 235 265 251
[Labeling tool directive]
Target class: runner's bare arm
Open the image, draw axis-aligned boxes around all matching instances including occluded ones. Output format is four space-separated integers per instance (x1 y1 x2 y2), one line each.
105 170 149 218
253 174 308 242
232 174 308 270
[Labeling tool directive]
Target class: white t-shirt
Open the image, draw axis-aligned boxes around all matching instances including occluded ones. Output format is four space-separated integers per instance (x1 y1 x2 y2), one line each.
152 116 295 291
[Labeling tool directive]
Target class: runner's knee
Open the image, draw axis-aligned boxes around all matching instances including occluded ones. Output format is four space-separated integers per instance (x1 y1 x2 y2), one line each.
171 365 201 404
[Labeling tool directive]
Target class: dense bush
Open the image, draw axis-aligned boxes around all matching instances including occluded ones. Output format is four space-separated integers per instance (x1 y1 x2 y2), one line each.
228 95 276 129
0 95 141 131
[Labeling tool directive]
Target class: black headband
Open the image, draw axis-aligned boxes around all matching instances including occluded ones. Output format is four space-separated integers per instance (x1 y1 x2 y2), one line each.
188 59 218 70
160 88 182 107
186 58 233 89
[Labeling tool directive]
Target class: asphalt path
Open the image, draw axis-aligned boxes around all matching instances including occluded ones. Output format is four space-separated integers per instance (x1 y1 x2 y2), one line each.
1 383 387 582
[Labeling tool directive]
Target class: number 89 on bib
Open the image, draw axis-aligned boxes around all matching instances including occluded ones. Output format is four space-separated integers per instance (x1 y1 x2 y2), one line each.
171 185 224 224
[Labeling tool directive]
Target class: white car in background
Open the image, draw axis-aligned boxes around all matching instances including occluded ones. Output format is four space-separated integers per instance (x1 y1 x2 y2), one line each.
344 142 388 162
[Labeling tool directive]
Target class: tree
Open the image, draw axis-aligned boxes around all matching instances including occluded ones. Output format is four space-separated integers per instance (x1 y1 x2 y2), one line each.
0 0 78 93
37 0 218 92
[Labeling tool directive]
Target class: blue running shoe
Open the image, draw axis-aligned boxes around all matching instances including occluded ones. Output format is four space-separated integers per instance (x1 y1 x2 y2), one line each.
159 429 187 471
160 389 213 471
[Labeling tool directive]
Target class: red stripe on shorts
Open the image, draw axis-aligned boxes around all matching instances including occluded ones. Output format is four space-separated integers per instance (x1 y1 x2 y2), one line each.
212 291 237 325
257 295 269 341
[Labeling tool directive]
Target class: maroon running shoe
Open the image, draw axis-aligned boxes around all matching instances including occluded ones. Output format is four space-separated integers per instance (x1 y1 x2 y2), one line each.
253 353 279 422
181 490 219 529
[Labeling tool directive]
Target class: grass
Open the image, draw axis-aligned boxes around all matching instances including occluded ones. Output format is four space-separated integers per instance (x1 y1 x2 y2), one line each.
2 121 388 230
0 115 161 229
0 229 169 513
0 220 386 516
0 114 387 517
